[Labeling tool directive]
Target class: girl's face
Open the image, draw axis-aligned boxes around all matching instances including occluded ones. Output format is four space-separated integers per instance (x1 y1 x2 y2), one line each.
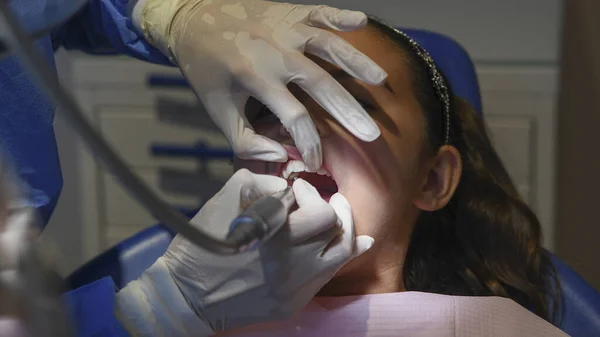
235 27 461 294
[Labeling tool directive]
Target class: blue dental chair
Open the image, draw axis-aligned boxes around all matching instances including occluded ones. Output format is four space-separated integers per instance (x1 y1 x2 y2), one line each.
64 29 600 336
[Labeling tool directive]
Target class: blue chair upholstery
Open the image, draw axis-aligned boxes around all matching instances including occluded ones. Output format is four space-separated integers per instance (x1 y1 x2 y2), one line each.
550 255 600 336
402 28 483 115
65 29 600 336
66 223 176 291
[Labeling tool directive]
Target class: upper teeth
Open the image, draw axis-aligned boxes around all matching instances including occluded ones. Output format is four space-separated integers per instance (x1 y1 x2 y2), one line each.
281 160 332 180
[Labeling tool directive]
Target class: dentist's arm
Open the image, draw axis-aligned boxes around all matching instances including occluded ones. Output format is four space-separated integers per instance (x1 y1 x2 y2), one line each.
54 0 386 171
51 0 171 63
114 169 374 336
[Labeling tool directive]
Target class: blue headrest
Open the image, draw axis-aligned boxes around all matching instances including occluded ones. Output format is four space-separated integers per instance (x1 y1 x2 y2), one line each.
549 254 600 336
402 28 483 115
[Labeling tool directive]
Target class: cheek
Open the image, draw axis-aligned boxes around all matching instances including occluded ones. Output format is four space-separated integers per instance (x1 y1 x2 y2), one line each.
323 132 398 238
325 123 424 241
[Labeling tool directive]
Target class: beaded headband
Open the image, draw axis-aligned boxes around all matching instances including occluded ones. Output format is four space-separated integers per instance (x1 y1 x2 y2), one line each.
370 19 452 145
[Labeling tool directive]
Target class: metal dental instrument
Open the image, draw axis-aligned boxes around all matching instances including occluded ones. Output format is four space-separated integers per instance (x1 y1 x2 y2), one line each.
227 186 296 252
0 0 293 255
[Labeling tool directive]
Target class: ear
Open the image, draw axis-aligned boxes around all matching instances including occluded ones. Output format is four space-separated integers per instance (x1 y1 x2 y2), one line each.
413 145 462 211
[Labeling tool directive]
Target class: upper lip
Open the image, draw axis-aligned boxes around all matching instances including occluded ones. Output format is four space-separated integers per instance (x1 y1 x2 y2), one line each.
281 144 304 161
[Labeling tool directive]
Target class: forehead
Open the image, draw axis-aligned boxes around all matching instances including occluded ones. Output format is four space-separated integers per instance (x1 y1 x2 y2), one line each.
314 28 427 136
319 27 414 96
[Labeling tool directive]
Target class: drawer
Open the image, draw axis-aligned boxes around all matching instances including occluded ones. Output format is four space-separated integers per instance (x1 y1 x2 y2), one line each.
71 55 184 88
81 88 199 109
485 115 534 185
102 168 230 226
98 106 231 169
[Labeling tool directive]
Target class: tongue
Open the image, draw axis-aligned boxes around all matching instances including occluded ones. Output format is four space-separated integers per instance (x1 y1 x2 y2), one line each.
296 172 338 197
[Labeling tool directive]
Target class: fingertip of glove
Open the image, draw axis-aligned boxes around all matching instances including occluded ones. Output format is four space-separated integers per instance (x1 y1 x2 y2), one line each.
350 120 381 143
286 117 322 170
297 139 322 171
263 152 289 162
336 10 368 30
292 178 322 202
292 177 309 189
304 157 322 172
329 192 350 208
292 177 307 189
355 235 375 256
238 146 288 163
365 68 389 86
235 134 289 162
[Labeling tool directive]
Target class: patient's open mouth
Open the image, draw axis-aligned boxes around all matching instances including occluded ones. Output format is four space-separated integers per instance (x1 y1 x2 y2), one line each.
280 160 338 201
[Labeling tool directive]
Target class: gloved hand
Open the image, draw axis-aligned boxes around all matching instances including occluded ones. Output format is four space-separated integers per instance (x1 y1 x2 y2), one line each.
115 169 374 336
0 156 71 337
132 0 387 171
0 157 38 286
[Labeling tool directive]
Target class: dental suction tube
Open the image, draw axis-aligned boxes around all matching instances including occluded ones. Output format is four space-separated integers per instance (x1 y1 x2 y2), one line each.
0 2 290 255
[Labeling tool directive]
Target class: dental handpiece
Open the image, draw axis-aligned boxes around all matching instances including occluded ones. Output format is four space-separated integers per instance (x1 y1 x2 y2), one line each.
226 187 296 252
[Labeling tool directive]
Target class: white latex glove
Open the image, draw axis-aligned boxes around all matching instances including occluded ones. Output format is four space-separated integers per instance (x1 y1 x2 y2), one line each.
115 169 374 336
0 157 38 287
132 0 387 171
0 156 71 337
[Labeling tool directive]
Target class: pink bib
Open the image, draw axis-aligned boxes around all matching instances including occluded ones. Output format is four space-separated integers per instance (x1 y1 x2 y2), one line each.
217 292 568 337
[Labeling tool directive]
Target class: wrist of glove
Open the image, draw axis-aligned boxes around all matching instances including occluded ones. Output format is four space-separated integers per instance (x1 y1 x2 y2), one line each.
131 0 197 62
115 257 214 337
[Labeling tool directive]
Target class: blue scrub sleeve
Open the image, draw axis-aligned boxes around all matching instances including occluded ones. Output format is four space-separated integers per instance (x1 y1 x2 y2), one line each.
51 0 172 65
0 36 63 226
62 277 130 337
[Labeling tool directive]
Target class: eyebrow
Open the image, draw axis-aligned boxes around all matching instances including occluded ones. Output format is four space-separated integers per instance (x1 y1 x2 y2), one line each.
330 69 395 94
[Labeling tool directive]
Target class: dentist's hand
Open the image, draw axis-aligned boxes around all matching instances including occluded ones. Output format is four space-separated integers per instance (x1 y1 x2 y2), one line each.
0 158 38 286
116 169 374 336
133 0 386 171
0 157 71 337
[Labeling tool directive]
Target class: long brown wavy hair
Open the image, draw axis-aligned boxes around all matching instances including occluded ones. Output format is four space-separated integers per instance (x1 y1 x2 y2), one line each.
367 18 562 324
